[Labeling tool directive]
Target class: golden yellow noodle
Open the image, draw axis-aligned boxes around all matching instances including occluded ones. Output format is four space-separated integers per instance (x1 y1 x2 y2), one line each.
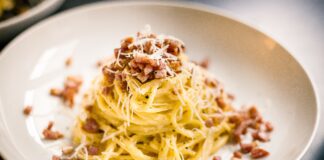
71 30 237 160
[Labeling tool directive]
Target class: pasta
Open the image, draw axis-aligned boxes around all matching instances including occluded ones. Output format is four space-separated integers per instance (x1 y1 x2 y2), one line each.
68 27 272 160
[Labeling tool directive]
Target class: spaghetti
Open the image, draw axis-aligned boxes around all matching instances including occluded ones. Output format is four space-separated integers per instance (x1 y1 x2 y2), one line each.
69 27 271 160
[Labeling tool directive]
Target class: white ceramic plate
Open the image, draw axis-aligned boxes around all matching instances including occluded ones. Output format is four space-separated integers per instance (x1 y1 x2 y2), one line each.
0 1 319 160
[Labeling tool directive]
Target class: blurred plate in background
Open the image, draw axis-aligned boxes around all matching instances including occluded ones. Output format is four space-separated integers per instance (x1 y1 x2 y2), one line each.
0 0 65 43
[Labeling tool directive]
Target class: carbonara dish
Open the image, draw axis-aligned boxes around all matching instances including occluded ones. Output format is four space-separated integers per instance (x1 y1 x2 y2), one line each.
64 28 272 160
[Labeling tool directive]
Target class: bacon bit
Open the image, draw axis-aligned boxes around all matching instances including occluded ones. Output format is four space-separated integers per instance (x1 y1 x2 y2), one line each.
215 97 227 109
265 121 274 132
47 121 54 129
129 54 170 81
52 155 61 160
227 93 235 101
199 58 209 69
120 37 134 52
102 66 115 83
205 78 217 88
62 146 74 155
205 118 214 128
65 57 72 67
240 143 256 153
65 76 83 89
154 69 167 79
63 76 82 107
213 156 222 160
82 118 100 133
50 88 62 97
62 88 76 107
87 145 99 155
135 73 147 83
248 106 260 119
144 65 153 75
251 148 269 159
50 76 83 108
114 48 120 58
85 105 94 112
233 151 242 158
233 120 253 143
120 81 128 91
250 121 261 130
133 53 155 65
165 39 183 56
23 106 32 116
252 131 269 142
169 61 182 73
43 121 63 140
144 41 153 54
115 72 127 82
102 86 113 95
255 115 263 124
229 114 242 126
96 60 103 68
124 37 134 43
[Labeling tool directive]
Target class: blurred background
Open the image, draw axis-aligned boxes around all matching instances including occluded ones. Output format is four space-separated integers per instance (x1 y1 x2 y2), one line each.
0 0 324 159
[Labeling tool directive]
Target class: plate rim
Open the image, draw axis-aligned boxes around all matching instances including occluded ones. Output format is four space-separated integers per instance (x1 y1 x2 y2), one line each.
0 1 320 160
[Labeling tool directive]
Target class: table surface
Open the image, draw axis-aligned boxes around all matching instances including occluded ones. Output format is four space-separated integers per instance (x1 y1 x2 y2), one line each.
1 0 324 159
